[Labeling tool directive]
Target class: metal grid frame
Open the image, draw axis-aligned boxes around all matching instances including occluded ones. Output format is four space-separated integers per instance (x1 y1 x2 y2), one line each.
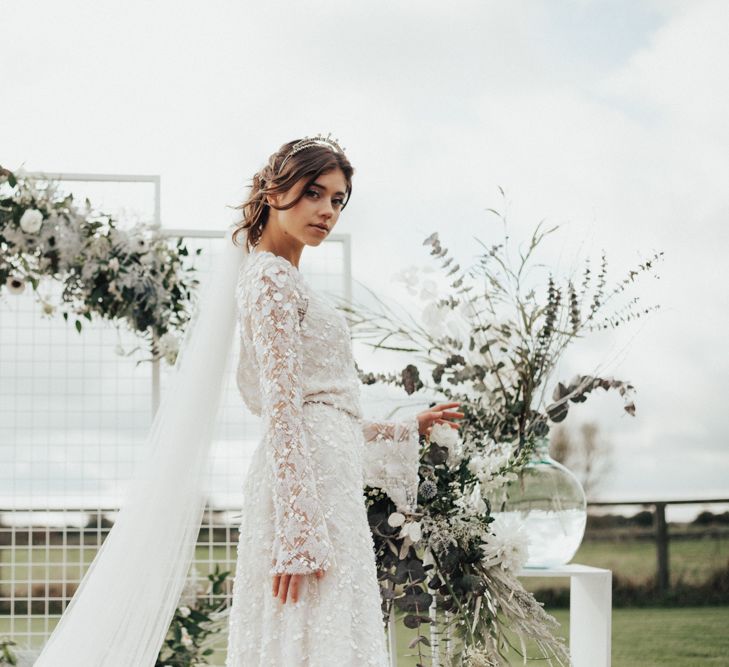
0 171 352 663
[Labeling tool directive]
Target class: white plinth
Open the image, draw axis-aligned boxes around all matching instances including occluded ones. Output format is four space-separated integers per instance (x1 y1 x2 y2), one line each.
386 563 612 667
518 564 612 667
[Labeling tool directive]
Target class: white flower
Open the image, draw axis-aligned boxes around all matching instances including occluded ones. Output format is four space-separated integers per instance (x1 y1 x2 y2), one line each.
5 275 25 295
430 422 458 449
108 257 120 272
392 265 419 296
480 513 529 571
41 300 56 316
419 278 438 301
430 422 464 466
130 235 148 253
180 626 193 648
158 331 180 365
178 605 191 618
421 300 447 337
399 520 422 543
19 208 43 233
387 512 405 528
453 485 487 517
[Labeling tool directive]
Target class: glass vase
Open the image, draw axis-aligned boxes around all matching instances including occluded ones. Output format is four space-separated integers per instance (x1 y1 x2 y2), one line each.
496 436 587 567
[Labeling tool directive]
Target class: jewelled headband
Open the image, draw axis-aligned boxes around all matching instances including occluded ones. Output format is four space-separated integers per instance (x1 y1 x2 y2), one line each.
277 132 347 173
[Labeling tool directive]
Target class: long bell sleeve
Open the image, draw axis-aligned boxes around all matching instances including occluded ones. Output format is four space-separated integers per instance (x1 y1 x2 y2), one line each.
361 415 421 512
249 260 333 575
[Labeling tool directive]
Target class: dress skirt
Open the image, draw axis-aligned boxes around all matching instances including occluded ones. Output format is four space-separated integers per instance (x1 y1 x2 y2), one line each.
225 401 390 667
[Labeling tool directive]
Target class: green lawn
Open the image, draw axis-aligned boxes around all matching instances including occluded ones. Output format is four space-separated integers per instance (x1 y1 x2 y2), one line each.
3 536 728 664
3 607 727 666
393 607 729 666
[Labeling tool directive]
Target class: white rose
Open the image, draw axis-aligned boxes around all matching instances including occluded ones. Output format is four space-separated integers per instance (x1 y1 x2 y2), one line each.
430 422 459 449
19 208 44 234
178 605 191 618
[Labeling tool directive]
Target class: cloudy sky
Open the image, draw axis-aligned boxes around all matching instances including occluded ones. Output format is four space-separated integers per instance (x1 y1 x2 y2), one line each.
2 0 728 515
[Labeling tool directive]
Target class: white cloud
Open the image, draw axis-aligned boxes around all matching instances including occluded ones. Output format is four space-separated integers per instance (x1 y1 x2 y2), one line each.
1 0 727 502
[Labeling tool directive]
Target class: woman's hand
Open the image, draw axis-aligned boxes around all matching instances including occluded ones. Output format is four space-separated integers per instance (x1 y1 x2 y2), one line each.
272 569 324 604
416 401 464 437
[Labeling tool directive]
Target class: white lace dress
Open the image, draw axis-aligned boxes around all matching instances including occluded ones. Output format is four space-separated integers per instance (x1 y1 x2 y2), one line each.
226 249 421 667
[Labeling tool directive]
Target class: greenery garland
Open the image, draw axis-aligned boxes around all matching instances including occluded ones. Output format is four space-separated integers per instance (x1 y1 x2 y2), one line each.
0 166 202 365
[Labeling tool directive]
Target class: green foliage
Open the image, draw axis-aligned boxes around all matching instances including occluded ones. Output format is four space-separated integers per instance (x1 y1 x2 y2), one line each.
0 637 17 666
341 197 662 455
155 564 232 667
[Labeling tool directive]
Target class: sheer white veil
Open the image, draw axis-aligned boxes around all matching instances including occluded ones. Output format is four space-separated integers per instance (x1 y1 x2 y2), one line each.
34 229 249 666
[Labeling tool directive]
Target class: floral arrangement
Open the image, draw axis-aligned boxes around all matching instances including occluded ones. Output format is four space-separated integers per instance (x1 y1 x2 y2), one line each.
349 203 663 665
156 565 232 667
0 165 202 365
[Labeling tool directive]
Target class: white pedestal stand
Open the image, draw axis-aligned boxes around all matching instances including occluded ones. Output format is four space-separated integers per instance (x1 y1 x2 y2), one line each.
386 564 612 667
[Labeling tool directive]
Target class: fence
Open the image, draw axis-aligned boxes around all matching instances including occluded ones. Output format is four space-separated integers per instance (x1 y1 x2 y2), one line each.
587 498 729 594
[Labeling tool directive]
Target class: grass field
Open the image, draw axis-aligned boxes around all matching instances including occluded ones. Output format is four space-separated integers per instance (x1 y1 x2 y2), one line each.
2 607 727 665
393 607 729 666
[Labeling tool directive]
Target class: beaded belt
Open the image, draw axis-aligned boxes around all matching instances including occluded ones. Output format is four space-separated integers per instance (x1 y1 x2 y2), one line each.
302 399 362 421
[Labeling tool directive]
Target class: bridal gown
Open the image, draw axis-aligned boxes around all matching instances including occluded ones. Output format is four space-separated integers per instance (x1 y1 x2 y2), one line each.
226 249 421 667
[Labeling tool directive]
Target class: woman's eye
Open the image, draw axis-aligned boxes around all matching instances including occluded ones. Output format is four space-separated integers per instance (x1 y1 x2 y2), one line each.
307 190 344 207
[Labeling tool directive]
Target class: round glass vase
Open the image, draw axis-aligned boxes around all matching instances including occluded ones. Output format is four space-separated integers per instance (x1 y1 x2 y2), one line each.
495 436 587 568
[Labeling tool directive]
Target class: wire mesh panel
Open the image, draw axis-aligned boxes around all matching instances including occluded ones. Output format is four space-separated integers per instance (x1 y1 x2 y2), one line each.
0 173 351 662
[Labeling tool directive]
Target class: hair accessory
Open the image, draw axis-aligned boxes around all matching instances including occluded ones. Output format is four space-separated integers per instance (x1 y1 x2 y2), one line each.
278 132 346 173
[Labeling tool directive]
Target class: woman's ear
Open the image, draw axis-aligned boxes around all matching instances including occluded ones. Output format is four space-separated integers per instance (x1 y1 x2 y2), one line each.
265 192 279 208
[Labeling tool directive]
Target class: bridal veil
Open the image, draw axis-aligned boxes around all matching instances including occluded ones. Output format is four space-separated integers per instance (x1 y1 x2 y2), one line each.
34 230 248 666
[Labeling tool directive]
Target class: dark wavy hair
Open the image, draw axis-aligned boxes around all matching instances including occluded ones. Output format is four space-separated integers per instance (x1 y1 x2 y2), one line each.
230 138 355 251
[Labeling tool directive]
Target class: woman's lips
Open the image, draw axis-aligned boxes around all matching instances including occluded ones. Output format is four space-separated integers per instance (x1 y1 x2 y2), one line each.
310 224 328 233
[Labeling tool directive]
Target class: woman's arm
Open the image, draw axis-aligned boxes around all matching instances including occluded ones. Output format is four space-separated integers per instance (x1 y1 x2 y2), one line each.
361 415 421 512
361 403 463 512
249 258 333 578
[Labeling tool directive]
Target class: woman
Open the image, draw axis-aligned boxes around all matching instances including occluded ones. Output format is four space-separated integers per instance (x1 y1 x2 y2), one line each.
226 135 464 666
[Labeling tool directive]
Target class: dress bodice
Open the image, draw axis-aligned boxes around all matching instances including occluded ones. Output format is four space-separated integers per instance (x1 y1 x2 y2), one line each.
235 249 364 420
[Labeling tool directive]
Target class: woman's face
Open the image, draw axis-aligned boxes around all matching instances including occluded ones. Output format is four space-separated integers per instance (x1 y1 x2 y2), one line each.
267 167 348 246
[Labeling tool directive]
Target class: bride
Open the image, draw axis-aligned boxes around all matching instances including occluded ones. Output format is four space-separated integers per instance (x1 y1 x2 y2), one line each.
31 134 463 667
226 134 463 666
